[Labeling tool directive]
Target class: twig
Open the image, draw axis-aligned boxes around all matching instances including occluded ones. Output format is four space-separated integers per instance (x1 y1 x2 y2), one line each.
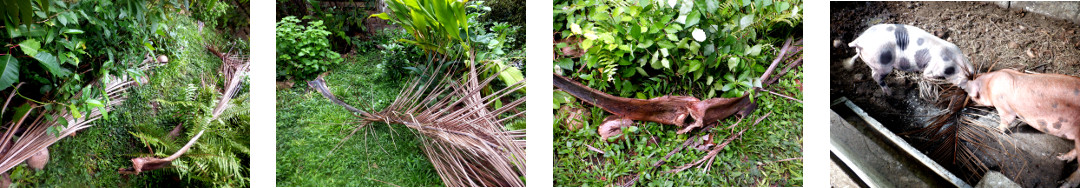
585 144 605 154
364 177 402 187
766 58 803 85
757 88 802 103
758 38 794 83
771 157 802 163
663 112 771 174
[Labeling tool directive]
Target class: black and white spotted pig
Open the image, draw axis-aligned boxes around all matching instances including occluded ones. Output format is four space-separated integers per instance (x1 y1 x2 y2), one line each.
843 24 974 93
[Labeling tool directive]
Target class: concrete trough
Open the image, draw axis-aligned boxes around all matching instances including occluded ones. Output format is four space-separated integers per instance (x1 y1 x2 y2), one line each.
830 97 972 188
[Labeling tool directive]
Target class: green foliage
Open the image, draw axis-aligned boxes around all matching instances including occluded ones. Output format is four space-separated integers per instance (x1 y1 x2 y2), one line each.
372 29 425 80
14 12 249 187
554 0 801 99
276 16 343 81
304 1 373 53
480 0 525 48
191 0 230 29
147 94 250 187
371 0 473 55
0 0 184 127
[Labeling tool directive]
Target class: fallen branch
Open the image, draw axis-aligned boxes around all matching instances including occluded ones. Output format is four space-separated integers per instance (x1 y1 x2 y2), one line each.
554 74 756 134
757 88 802 103
119 130 205 175
664 112 771 174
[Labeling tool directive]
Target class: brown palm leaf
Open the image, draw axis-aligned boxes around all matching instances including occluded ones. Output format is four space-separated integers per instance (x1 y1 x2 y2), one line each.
0 71 138 173
310 61 526 187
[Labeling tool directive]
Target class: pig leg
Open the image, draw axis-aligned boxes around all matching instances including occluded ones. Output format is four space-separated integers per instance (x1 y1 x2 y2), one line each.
1059 148 1077 161
996 108 1017 133
871 68 892 94
1063 138 1080 188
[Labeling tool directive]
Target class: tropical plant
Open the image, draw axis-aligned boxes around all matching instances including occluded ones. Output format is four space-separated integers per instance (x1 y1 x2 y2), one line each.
276 16 343 81
371 0 472 56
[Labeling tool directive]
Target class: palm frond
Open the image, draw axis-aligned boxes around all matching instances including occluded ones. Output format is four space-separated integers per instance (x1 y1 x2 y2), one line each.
0 71 137 173
312 59 527 186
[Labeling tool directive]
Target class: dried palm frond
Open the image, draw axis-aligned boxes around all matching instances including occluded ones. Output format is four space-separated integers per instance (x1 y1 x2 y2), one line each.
311 60 526 187
207 45 250 119
0 70 138 173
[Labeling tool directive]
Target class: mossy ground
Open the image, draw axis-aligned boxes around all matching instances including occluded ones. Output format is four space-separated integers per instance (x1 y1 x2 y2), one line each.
275 52 443 187
554 67 804 187
9 14 247 187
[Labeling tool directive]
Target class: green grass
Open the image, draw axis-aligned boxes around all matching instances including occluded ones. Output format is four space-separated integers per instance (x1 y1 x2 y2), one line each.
10 14 247 187
275 52 443 187
553 66 803 187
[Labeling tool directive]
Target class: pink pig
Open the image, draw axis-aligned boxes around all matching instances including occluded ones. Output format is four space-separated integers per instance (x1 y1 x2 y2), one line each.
964 69 1080 187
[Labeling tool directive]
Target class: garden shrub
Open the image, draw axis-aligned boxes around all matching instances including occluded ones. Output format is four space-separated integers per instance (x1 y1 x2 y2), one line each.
192 0 230 29
373 29 424 80
276 16 343 81
481 0 526 48
554 0 802 99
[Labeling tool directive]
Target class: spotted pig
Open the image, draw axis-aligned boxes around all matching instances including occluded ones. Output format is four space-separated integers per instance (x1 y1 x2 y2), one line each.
964 69 1080 187
844 24 974 93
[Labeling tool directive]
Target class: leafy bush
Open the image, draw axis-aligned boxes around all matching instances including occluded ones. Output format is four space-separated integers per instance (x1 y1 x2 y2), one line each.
305 2 372 53
481 0 526 48
192 0 229 28
554 0 801 99
372 29 424 80
0 0 183 125
276 16 343 81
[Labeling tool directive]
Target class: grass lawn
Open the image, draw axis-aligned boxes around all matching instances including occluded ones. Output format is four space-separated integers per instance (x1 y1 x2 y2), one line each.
275 52 443 187
11 14 248 187
553 66 803 187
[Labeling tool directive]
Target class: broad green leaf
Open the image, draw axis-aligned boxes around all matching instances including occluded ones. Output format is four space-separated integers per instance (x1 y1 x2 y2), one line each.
68 104 82 119
556 58 574 70
570 23 582 34
0 55 19 90
86 99 104 108
740 15 754 30
494 61 526 93
687 60 702 72
685 11 701 27
661 58 670 69
33 52 64 76
748 44 763 56
19 39 40 56
657 40 676 49
727 57 739 70
637 39 654 48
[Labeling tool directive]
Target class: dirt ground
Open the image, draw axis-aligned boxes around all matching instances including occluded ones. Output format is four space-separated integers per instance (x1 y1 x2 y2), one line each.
831 2 1080 187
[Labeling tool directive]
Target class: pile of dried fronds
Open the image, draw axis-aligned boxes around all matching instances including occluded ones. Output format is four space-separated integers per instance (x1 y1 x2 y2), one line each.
0 65 143 173
310 60 526 186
